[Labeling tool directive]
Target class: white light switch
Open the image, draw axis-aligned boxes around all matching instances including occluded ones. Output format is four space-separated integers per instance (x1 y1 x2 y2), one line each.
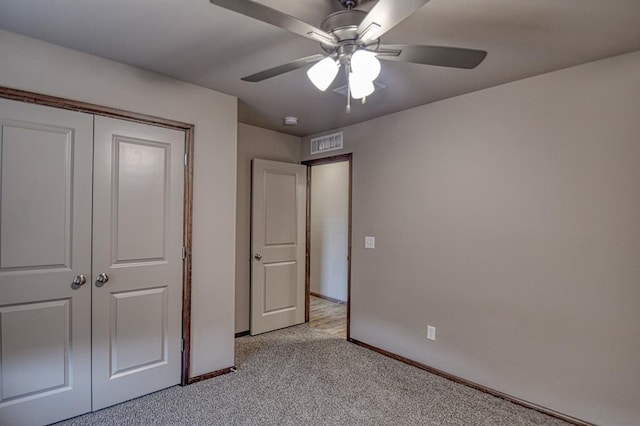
365 236 375 249
427 325 436 341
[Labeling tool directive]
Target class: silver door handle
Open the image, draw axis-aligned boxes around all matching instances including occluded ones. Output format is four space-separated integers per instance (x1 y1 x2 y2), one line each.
72 274 87 288
254 253 262 260
95 273 110 287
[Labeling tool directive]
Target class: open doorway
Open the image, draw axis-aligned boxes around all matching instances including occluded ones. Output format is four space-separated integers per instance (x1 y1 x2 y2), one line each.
303 154 352 339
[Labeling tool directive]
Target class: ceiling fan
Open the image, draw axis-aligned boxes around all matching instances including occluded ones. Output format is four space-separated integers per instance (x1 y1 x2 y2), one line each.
209 0 487 113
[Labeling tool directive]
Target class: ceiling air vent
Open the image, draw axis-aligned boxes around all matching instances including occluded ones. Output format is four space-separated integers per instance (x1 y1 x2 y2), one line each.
310 132 343 155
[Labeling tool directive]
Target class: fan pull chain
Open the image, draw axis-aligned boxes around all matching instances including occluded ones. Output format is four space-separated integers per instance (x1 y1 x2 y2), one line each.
346 62 352 114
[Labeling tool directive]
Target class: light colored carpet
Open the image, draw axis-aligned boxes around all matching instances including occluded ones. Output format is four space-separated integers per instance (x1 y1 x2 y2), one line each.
56 325 568 425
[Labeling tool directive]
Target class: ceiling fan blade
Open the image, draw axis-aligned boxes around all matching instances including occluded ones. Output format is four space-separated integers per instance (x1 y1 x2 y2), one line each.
241 54 325 82
209 0 338 46
377 44 487 69
357 0 430 42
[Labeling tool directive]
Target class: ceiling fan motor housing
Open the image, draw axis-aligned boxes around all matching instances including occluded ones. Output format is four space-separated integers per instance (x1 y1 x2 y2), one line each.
320 9 371 55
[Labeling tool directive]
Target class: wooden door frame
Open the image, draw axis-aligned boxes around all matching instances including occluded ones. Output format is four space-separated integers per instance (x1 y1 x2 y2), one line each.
302 153 353 340
0 86 196 386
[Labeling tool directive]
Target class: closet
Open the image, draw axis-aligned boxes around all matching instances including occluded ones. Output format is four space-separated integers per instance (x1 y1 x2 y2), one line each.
0 98 185 425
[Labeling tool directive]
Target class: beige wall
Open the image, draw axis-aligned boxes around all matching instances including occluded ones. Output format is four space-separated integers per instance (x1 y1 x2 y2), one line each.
302 51 640 425
0 30 237 377
310 162 349 302
235 123 301 333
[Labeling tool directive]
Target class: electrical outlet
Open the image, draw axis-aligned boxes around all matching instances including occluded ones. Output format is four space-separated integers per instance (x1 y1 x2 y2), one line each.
427 325 436 341
365 236 375 249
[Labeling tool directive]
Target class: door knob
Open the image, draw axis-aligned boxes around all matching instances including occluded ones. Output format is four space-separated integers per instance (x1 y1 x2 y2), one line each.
254 253 262 260
72 274 87 289
95 273 110 287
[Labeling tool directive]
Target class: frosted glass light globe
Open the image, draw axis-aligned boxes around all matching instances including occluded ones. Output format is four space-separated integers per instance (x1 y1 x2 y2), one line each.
307 57 339 91
349 73 375 99
350 50 381 82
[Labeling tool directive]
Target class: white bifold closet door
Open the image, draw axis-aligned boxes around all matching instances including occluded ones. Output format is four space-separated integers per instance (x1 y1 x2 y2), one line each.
0 98 94 425
91 116 184 410
0 99 184 426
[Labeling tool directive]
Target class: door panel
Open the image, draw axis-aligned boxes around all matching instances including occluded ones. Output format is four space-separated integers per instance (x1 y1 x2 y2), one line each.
0 299 70 399
113 140 168 263
91 116 184 410
265 172 297 244
110 287 168 376
251 159 306 335
1 124 71 269
0 98 93 426
264 261 297 312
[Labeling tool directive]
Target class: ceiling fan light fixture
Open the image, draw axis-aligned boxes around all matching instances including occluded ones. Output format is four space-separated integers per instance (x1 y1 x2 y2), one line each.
351 49 381 82
307 57 339 91
211 0 487 116
349 73 375 99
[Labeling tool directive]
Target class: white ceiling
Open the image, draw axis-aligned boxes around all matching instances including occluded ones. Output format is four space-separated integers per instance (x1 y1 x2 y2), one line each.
1 0 640 136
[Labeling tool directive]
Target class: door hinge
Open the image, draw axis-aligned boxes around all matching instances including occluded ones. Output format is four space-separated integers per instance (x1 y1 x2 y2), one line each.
184 152 188 167
182 246 187 260
180 339 185 352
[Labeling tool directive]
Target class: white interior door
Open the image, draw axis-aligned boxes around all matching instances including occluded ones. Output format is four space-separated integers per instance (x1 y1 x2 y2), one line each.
91 116 184 410
251 159 306 335
0 99 93 425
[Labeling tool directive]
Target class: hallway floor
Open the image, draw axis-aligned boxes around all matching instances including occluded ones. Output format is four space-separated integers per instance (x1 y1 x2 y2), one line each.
309 295 347 338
